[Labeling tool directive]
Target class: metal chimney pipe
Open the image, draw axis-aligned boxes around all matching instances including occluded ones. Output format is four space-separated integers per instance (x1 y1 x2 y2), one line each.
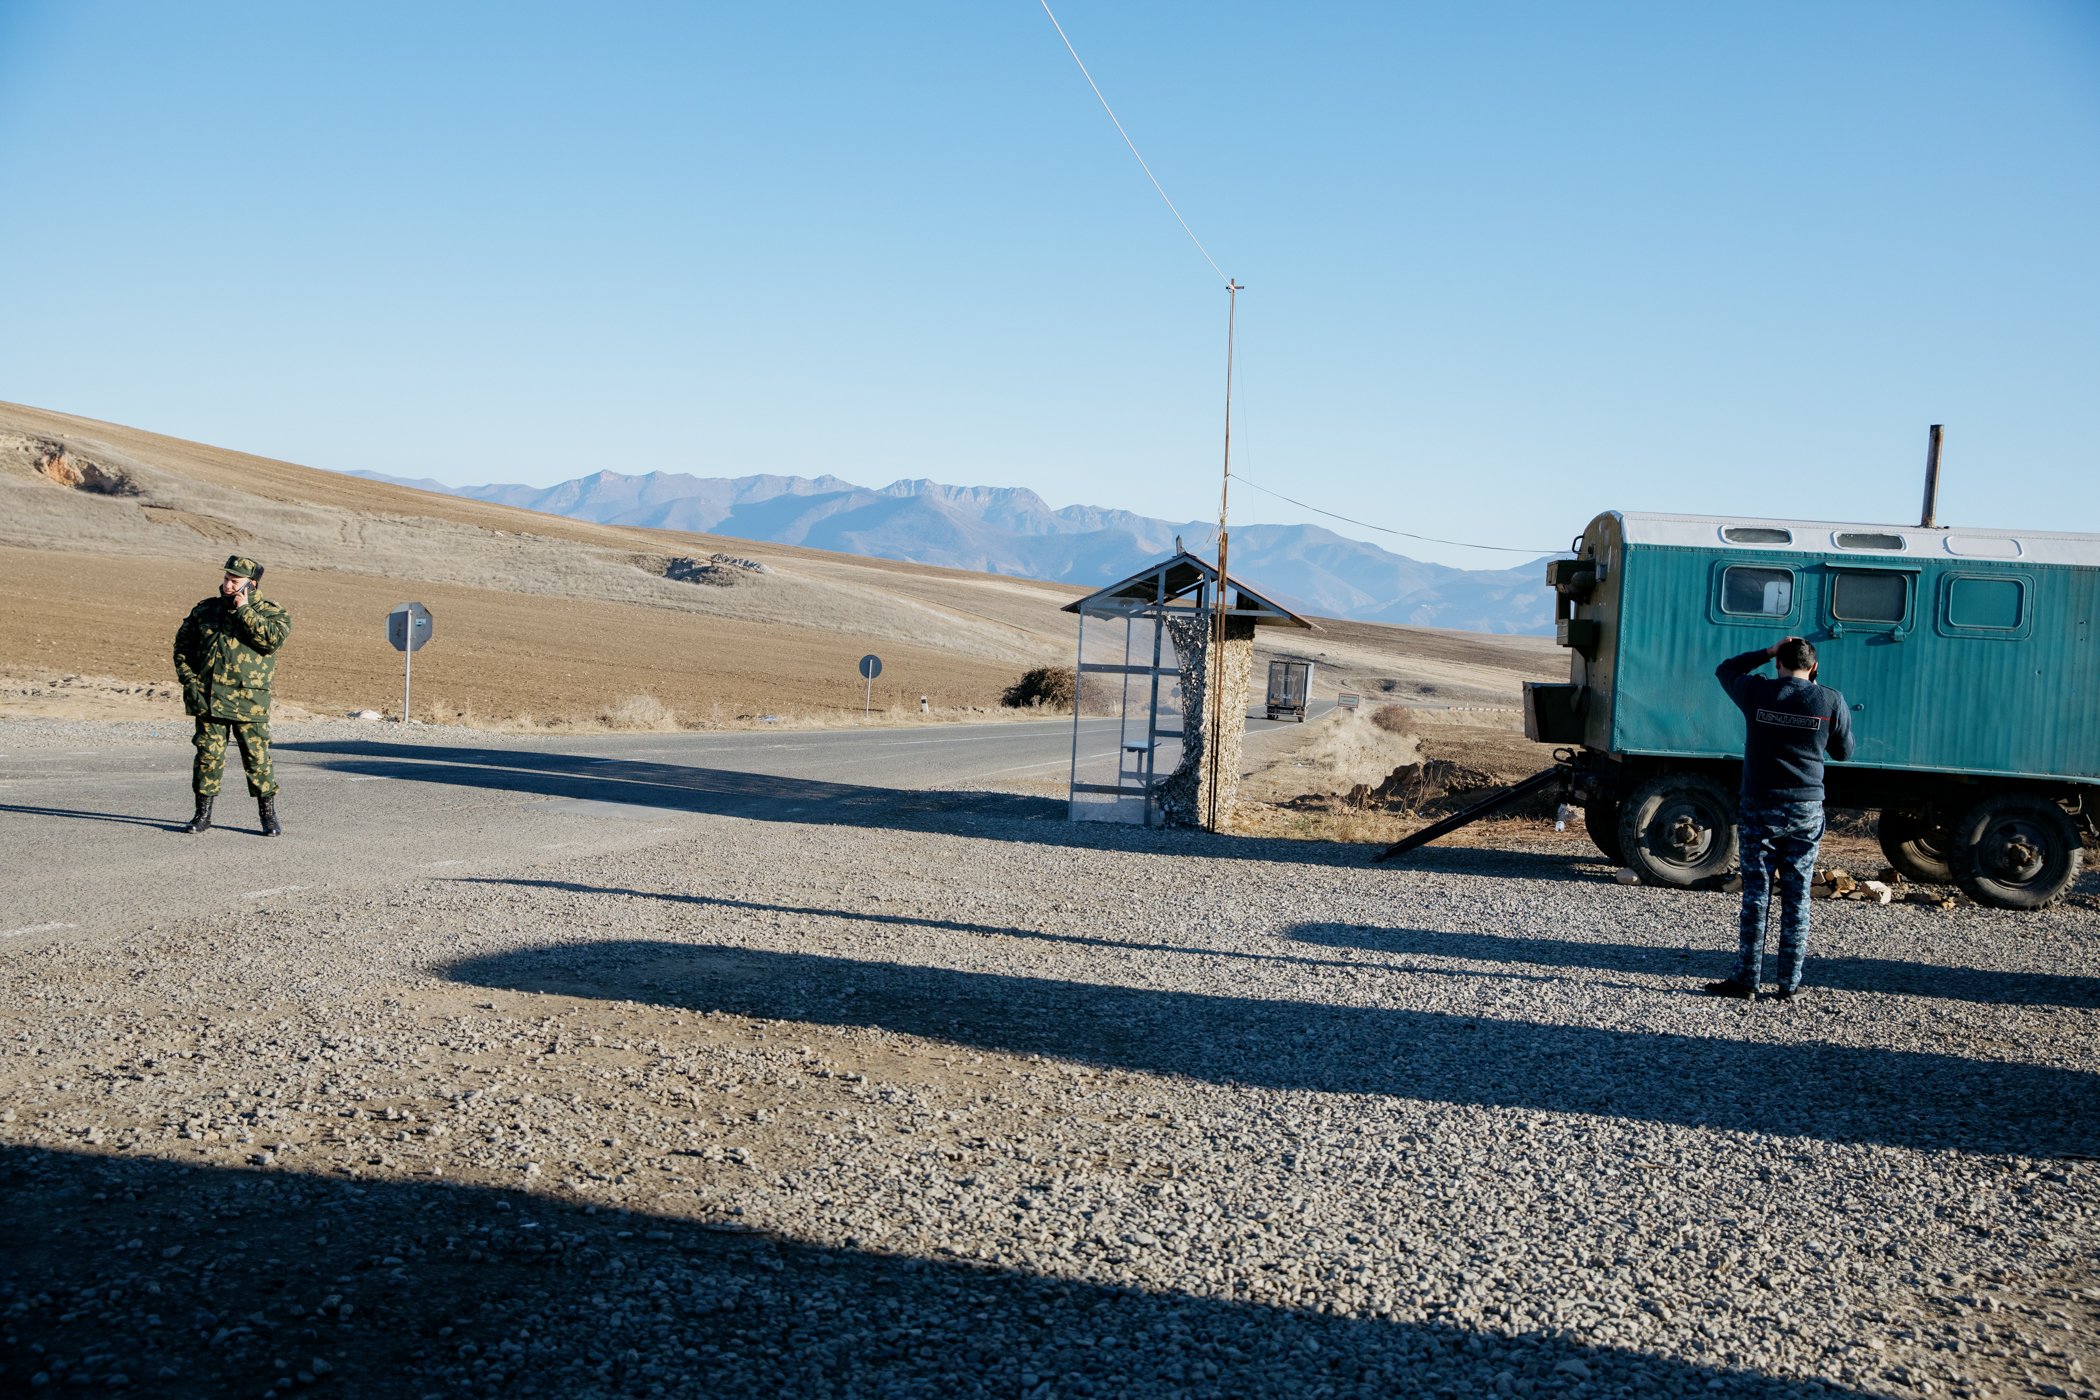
1920 424 1944 528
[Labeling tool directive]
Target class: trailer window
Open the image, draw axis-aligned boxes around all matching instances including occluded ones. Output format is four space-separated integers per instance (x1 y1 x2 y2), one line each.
1946 576 2024 630
1721 566 1794 616
1831 570 1909 624
1722 526 1792 545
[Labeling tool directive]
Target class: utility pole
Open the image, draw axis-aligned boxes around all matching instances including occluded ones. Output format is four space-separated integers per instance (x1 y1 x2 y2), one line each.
1206 279 1242 833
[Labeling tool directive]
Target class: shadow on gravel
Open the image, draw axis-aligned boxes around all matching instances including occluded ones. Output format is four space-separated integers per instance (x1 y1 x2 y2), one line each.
279 740 1505 871
273 741 1641 881
1293 924 2100 1010
446 942 2100 1159
4 1143 1868 1399
0 802 185 831
454 878 1583 990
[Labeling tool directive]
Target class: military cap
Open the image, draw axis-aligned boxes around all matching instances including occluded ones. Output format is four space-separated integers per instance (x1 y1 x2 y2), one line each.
223 555 264 580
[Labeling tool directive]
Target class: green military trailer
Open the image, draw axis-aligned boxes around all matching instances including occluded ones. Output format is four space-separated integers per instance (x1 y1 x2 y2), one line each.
1523 510 2098 909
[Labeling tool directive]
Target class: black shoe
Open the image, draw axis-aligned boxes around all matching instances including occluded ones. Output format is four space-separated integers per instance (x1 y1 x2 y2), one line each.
182 795 214 834
1770 985 1806 1002
1700 979 1756 1000
258 795 282 837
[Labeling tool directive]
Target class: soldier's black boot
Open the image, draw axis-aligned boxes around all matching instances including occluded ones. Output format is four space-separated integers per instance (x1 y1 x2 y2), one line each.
258 794 282 837
183 795 214 834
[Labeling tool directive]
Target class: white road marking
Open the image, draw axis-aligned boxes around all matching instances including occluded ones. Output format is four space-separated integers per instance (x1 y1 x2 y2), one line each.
0 770 167 786
341 775 385 783
2 922 76 939
241 885 309 898
968 753 1109 779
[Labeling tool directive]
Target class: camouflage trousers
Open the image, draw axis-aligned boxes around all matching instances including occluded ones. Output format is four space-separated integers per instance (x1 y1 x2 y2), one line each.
192 716 276 798
1735 796 1824 991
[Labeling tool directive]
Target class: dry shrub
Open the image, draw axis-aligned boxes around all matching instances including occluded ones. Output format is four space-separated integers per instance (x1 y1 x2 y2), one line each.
1369 704 1416 736
1002 666 1076 710
600 693 679 730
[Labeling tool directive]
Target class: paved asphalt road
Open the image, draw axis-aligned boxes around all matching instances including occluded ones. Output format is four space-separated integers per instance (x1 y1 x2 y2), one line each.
1 705 1329 944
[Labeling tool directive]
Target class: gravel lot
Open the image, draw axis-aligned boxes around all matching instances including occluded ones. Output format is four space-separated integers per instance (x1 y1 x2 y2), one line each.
4 719 2098 1399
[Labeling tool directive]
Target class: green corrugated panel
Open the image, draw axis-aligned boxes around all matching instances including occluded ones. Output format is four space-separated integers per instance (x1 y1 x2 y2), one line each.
1592 535 2099 784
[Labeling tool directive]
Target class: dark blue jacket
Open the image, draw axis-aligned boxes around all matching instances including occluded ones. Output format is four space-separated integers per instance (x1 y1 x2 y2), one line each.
1715 650 1855 802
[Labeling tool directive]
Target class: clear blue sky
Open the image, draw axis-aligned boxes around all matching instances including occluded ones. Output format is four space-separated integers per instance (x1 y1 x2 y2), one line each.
3 2 2095 568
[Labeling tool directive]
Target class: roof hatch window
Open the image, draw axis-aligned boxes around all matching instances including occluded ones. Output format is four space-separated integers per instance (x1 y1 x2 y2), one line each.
1835 531 1906 551
1722 526 1792 545
1944 535 2022 559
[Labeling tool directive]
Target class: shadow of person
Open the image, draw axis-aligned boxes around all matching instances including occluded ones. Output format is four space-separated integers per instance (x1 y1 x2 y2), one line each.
448 877 1586 990
445 940 2099 1159
1290 922 2100 1009
0 802 188 832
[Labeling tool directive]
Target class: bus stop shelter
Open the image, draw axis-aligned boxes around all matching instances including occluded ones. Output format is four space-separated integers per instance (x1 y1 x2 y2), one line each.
1062 550 1312 828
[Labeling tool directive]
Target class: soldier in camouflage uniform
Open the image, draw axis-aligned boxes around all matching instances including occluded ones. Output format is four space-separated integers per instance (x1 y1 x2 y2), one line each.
172 555 293 835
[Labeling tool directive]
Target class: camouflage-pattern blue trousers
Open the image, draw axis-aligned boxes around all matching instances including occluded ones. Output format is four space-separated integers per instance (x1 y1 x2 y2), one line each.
192 717 276 798
1735 797 1824 991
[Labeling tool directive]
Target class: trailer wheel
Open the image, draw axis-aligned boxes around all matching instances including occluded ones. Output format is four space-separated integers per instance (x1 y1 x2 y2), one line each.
1584 800 1624 865
1618 774 1738 888
1876 809 1954 885
1950 795 2083 910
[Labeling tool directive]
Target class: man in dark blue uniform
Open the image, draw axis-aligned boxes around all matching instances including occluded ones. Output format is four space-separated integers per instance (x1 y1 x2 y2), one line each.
1705 636 1855 1001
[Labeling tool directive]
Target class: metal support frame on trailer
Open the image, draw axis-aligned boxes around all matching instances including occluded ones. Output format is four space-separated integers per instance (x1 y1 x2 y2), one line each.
1374 764 1570 862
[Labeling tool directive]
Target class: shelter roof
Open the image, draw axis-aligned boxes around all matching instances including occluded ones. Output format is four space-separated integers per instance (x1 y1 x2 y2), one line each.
1061 550 1314 628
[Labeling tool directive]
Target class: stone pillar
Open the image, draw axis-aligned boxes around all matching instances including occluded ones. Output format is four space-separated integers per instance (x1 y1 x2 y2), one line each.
1158 614 1256 829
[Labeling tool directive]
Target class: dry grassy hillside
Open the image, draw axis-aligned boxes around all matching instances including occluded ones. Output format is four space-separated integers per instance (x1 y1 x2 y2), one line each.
1 402 1091 724
0 400 1563 733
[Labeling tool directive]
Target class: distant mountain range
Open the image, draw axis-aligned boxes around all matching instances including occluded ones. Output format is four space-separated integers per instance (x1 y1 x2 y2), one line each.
350 468 1559 634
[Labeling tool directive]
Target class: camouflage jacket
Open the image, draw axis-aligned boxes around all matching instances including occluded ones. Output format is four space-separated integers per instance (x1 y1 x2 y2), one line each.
173 596 293 720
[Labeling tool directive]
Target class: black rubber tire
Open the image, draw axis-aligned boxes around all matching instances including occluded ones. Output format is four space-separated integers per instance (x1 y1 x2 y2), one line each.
1585 800 1624 865
1950 794 2083 910
1876 809 1955 885
1618 773 1739 888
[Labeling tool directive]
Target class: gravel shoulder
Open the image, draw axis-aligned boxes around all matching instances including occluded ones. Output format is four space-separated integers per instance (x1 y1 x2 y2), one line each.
3 719 2098 1399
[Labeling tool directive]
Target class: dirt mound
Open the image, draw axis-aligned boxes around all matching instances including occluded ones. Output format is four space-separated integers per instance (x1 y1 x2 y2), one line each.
1280 756 1557 822
659 553 766 586
1365 757 1501 810
20 436 137 495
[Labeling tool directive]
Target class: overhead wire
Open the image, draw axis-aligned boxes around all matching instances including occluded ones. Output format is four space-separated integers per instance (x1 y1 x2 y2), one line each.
1227 470 1561 556
1036 6 1546 563
1037 0 1231 286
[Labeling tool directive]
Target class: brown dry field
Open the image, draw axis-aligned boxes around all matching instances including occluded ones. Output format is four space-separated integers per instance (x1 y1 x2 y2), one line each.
0 398 1564 736
0 546 1028 725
